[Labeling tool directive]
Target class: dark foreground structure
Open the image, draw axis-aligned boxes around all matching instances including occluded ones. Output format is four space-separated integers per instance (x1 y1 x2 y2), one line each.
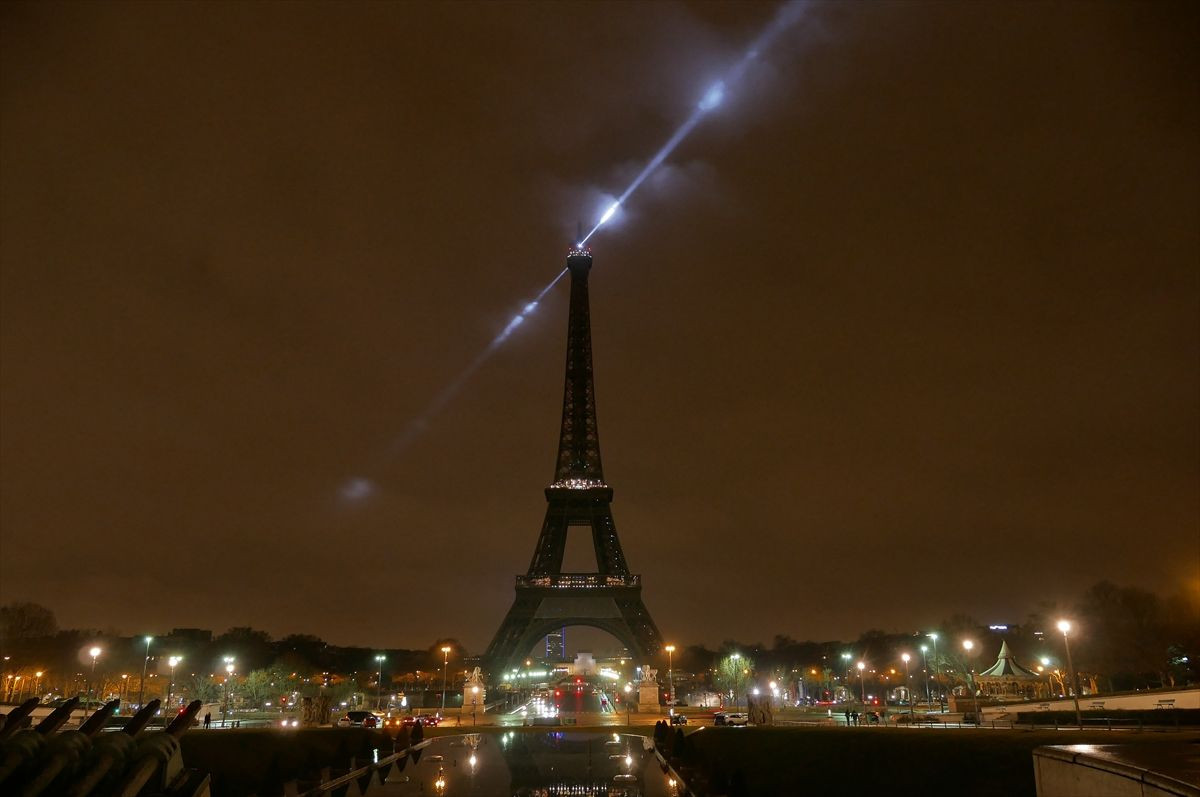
484 247 664 673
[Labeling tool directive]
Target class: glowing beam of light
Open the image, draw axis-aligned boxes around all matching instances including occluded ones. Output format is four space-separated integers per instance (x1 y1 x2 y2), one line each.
579 1 809 245
385 267 568 456
341 4 808 499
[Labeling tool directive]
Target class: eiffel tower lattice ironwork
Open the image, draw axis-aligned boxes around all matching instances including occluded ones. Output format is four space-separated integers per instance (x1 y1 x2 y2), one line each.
484 246 663 674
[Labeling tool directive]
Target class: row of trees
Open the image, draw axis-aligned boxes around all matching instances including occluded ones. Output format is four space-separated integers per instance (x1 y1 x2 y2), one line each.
672 581 1197 696
2 580 1195 701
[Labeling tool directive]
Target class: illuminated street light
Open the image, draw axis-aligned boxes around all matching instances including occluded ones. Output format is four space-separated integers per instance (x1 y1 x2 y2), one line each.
440 646 452 715
927 633 943 711
88 647 102 704
471 684 480 727
901 653 914 716
167 656 181 712
139 636 153 709
222 656 236 728
623 682 632 724
856 661 866 703
375 654 387 711
962 640 981 726
919 645 931 705
665 645 676 707
1057 620 1083 729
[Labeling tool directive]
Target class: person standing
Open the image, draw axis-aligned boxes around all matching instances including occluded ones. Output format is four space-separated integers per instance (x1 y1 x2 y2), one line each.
203 712 211 730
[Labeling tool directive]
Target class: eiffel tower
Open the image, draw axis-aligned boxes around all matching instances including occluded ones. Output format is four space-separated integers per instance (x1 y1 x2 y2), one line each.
484 245 664 674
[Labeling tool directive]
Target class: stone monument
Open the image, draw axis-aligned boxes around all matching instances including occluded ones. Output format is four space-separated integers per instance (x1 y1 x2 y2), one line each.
463 667 487 716
637 666 660 710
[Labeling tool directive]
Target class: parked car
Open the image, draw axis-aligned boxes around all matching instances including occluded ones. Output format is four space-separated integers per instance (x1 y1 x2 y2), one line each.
338 711 380 728
893 713 943 725
724 712 749 726
712 711 726 726
669 713 688 726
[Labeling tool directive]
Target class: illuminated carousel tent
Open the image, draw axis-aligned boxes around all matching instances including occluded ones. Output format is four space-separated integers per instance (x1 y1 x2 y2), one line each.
976 640 1041 699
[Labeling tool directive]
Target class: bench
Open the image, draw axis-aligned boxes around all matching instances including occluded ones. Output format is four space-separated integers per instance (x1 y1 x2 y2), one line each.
1089 701 1105 710
1155 699 1175 709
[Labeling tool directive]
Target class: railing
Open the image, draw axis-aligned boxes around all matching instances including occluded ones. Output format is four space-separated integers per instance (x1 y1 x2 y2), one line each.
517 573 640 589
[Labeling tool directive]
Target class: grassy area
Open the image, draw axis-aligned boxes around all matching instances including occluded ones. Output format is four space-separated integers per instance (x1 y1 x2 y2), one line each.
665 725 1200 797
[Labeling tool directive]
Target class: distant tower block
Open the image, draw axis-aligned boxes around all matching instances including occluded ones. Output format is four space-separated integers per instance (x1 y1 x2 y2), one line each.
545 627 566 660
484 246 664 675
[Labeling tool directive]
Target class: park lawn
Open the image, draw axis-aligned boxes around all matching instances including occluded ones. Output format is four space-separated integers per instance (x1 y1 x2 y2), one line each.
677 725 1200 797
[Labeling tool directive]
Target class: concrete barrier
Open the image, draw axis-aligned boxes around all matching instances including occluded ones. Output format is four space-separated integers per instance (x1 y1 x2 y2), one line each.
1033 744 1200 797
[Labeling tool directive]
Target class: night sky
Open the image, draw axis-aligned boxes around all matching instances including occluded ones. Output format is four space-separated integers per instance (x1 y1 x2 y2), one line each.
2 1 1197 652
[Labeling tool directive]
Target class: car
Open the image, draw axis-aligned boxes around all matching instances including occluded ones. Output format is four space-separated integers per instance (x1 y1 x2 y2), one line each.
416 714 442 727
337 711 380 728
724 712 749 726
712 711 726 726
382 716 406 730
893 713 943 725
669 713 688 725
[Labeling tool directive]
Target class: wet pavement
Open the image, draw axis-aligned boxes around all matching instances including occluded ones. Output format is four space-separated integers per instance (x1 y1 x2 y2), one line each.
380 731 683 797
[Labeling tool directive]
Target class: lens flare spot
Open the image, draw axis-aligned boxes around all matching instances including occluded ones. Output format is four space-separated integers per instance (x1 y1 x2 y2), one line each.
599 201 620 225
699 81 725 111
339 478 374 502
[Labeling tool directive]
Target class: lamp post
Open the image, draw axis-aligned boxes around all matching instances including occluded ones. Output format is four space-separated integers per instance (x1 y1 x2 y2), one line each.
730 653 741 708
1057 620 1083 729
35 671 43 699
166 657 181 714
120 674 128 702
375 655 387 712
856 661 866 703
962 640 981 727
623 683 632 724
902 654 913 716
88 647 102 704
138 636 152 708
919 645 931 705
928 633 942 711
665 645 676 708
439 646 452 715
840 652 852 701
471 685 479 726
222 656 236 727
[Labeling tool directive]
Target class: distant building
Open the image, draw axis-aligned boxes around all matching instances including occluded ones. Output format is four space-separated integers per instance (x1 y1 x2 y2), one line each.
545 628 565 660
168 628 213 644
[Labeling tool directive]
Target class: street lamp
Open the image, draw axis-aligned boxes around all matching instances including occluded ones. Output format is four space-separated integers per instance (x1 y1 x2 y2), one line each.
730 653 741 708
471 685 480 726
35 671 44 699
901 653 913 715
962 640 981 727
664 645 676 708
840 652 852 702
375 655 387 712
89 647 102 704
167 657 181 713
1057 620 1083 729
223 656 236 728
856 661 866 703
440 646 451 715
139 636 153 708
928 632 942 711
919 645 931 705
623 683 632 724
